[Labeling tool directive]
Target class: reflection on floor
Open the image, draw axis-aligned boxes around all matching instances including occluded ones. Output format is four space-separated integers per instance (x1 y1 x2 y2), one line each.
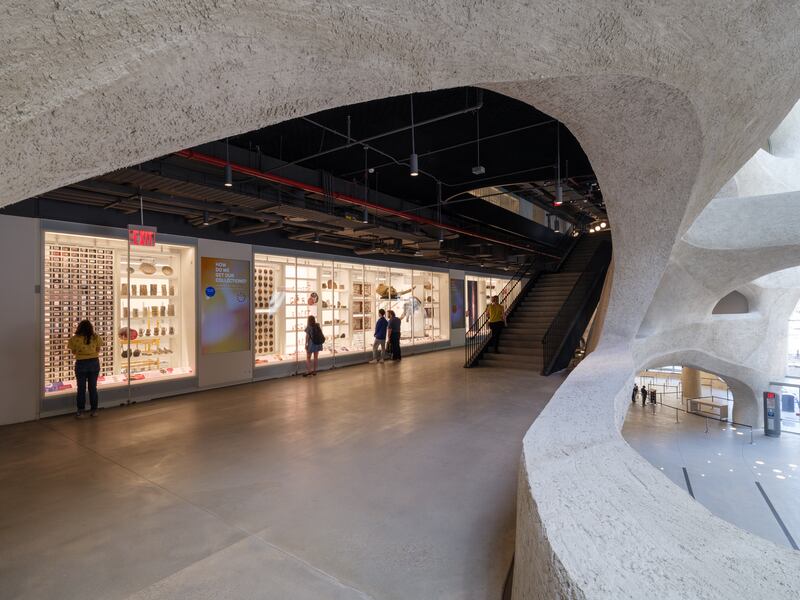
623 403 800 551
0 349 562 600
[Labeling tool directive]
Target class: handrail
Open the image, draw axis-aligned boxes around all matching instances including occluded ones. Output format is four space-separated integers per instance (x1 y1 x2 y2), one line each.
464 233 577 368
654 396 754 444
541 239 612 375
464 258 538 367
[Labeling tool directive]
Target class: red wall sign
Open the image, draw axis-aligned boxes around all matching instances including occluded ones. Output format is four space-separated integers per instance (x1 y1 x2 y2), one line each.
128 225 157 247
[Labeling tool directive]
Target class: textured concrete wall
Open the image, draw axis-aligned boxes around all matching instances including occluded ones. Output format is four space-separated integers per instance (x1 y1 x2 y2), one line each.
3 2 800 598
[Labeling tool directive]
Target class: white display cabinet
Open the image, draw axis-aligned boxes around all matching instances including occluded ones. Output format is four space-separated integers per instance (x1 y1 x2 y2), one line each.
42 230 196 398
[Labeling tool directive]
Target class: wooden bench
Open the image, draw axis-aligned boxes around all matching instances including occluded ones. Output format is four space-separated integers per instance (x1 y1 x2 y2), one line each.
687 397 729 420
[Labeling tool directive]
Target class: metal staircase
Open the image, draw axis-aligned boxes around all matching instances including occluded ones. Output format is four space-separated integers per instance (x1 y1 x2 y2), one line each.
474 232 611 372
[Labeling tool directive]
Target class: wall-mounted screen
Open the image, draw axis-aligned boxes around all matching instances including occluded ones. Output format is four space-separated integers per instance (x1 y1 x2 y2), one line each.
201 257 251 354
450 278 465 329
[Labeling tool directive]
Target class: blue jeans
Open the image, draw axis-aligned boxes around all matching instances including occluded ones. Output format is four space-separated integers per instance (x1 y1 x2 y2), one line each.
75 358 100 412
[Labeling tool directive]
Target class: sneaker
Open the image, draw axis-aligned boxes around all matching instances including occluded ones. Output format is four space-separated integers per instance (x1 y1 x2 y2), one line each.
90 410 98 417
311 371 317 376
302 373 310 377
368 360 377 364
75 411 84 419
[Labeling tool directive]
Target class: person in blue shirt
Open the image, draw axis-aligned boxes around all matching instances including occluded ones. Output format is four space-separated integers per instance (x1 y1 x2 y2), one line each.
369 308 388 364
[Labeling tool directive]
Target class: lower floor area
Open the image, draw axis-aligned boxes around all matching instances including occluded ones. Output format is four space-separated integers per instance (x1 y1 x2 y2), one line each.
0 349 562 600
623 402 800 550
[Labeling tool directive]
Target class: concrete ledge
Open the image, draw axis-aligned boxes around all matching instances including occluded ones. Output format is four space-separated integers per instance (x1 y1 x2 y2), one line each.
513 344 800 599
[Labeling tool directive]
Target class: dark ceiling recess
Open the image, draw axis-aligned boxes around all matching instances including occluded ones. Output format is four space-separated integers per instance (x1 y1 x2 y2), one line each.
12 86 605 271
233 87 603 217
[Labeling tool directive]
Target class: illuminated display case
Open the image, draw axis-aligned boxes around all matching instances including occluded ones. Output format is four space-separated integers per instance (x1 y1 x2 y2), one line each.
253 252 450 367
43 231 196 396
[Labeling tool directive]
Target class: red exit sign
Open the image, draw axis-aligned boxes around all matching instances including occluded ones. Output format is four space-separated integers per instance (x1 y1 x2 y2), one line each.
128 225 157 247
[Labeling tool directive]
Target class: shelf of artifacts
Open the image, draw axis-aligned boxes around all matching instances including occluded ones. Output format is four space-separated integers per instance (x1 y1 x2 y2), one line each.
414 276 445 344
253 263 282 365
320 271 355 353
117 255 192 383
43 242 117 395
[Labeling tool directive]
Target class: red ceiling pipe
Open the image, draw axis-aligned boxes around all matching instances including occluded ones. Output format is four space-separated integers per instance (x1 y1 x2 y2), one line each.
175 149 560 258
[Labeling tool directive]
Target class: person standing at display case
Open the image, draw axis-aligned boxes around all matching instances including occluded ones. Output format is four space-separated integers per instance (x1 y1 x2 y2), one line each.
387 310 402 361
370 308 388 364
303 315 325 377
487 295 506 353
67 320 103 418
640 385 648 407
632 383 639 404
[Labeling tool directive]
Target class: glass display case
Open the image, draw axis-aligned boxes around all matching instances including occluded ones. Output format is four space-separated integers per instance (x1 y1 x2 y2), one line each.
254 252 450 368
43 231 196 396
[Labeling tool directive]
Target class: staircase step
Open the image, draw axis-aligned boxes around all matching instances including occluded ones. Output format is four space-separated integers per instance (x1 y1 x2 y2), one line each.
480 353 541 369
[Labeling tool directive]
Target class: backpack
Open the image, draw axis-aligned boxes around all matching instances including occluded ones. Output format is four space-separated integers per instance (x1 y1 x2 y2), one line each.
311 323 326 345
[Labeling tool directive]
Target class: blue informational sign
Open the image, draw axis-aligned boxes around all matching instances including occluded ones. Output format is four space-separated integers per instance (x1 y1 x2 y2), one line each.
768 408 775 417
205 286 216 298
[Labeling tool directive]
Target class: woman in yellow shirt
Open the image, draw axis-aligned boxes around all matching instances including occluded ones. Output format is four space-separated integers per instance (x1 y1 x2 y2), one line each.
487 295 507 353
67 320 103 417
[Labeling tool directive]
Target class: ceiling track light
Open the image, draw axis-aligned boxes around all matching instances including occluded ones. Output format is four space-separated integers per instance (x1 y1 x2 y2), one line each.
202 210 210 226
224 138 233 187
409 152 419 177
472 110 485 175
409 94 419 177
552 121 565 207
362 147 370 222
313 233 320 244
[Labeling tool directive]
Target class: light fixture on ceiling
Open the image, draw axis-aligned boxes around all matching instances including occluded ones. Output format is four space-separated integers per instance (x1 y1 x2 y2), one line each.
600 221 607 228
224 138 233 187
414 249 424 257
202 211 210 226
409 95 419 176
553 122 563 206
472 108 485 175
438 229 445 244
313 233 320 244
362 147 370 223
589 227 596 233
409 152 419 177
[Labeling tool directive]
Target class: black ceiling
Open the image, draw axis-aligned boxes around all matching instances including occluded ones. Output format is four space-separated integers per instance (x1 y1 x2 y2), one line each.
5 86 607 273
231 87 598 208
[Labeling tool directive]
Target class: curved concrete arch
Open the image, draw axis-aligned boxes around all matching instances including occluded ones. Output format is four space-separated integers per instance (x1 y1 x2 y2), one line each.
5 3 800 599
641 350 761 424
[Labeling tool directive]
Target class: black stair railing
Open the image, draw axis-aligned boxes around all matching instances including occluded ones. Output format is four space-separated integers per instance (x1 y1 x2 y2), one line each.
541 239 612 375
464 260 539 368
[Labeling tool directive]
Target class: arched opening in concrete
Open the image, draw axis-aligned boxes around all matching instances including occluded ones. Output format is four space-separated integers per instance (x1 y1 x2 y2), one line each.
713 290 750 315
624 362 800 552
633 364 733 415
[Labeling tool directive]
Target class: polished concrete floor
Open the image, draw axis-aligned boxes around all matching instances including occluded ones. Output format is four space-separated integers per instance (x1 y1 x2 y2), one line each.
623 402 800 551
0 349 562 600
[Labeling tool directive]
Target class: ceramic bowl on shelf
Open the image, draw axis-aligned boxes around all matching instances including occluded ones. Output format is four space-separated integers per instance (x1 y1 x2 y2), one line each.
140 262 157 275
161 265 174 276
